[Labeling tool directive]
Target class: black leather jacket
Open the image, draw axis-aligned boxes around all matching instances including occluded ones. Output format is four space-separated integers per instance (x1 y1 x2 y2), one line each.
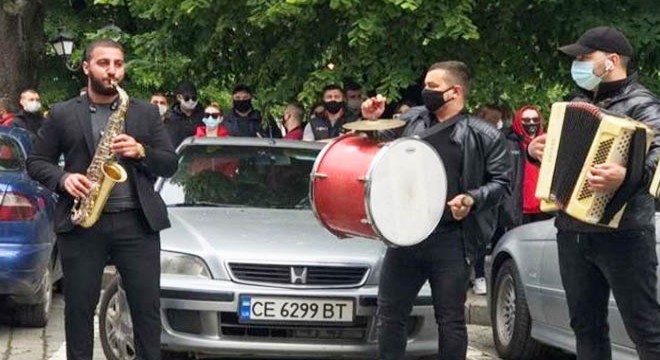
499 127 525 227
556 75 660 232
392 106 512 263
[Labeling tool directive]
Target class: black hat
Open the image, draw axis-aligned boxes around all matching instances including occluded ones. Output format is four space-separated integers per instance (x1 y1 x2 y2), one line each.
559 26 633 57
176 81 197 96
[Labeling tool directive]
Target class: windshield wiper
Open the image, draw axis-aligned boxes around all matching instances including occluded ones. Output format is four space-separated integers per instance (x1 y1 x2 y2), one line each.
169 201 245 208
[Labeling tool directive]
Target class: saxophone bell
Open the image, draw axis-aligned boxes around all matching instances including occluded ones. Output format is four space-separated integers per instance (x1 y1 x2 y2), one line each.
70 161 128 228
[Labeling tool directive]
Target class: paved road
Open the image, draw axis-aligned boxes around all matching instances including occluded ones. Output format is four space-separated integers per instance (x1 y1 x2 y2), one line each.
0 294 573 360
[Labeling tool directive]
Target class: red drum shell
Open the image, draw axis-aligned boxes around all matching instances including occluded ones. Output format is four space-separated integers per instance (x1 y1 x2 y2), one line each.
310 135 379 239
310 134 447 247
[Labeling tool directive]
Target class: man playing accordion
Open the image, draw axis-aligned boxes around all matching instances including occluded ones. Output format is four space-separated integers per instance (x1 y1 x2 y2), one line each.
529 26 660 360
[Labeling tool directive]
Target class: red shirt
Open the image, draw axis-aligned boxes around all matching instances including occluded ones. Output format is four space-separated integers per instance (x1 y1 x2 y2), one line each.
522 157 542 214
284 126 303 140
194 125 229 138
0 113 14 127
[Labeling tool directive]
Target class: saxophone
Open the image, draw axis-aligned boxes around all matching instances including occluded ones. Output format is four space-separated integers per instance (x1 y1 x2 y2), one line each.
70 81 129 228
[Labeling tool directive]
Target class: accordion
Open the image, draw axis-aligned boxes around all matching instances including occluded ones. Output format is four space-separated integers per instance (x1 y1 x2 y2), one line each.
536 102 654 228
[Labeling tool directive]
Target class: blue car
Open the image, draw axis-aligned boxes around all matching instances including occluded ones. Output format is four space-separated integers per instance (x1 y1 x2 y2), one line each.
0 126 60 327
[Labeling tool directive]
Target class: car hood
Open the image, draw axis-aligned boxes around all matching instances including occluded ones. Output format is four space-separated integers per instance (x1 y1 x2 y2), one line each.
161 207 386 266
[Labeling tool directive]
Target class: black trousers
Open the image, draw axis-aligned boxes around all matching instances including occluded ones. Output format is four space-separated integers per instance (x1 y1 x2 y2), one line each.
58 210 161 360
557 229 660 360
377 228 470 360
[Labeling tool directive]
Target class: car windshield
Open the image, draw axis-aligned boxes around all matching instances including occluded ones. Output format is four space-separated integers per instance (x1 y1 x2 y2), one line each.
0 135 24 171
160 144 319 209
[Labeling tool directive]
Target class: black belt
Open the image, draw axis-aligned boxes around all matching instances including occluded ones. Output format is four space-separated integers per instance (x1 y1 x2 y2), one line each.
103 206 139 214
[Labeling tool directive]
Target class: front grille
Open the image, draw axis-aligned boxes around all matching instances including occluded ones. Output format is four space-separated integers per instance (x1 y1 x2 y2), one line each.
219 311 369 342
219 312 419 342
228 263 369 287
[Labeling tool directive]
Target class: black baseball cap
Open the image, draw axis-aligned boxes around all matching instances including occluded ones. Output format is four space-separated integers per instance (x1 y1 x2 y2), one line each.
559 26 633 57
176 81 197 96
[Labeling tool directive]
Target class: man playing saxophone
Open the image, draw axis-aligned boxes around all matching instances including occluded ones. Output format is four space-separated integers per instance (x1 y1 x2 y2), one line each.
27 39 177 360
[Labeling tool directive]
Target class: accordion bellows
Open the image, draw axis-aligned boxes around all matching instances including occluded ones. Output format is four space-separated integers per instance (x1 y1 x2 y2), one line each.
536 102 654 228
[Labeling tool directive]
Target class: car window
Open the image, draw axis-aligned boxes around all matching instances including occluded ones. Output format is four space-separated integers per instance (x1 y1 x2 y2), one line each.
161 145 318 209
0 135 24 171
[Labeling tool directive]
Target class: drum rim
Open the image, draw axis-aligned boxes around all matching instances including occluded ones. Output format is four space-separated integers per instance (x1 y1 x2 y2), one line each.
309 133 355 238
363 136 447 247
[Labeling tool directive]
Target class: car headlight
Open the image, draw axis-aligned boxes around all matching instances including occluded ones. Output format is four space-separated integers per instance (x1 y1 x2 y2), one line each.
160 251 212 279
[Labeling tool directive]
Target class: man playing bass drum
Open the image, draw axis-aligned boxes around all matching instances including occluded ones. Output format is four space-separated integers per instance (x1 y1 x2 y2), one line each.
361 60 511 360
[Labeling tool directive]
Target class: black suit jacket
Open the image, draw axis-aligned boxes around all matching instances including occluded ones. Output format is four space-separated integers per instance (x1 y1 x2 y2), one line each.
27 95 178 234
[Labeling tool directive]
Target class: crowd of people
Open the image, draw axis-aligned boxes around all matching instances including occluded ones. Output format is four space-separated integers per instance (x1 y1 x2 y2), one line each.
153 81 371 146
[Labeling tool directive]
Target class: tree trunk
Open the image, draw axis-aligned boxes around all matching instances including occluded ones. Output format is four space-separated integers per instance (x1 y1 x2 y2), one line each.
0 0 44 108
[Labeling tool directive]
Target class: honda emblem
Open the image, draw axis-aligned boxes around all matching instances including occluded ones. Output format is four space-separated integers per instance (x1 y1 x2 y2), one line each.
290 266 308 284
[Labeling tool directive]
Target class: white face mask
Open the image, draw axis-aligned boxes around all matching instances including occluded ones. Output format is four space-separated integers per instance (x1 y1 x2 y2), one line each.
25 101 41 113
570 57 611 90
157 104 168 116
496 120 503 129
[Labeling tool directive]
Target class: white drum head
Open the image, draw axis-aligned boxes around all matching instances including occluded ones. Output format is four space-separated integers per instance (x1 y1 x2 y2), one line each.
366 138 447 246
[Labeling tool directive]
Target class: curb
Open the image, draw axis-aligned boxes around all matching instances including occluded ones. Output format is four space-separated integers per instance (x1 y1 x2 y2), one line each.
466 292 491 326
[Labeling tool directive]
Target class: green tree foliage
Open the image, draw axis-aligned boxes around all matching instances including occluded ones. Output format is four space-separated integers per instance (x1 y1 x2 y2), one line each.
39 0 660 119
41 0 137 104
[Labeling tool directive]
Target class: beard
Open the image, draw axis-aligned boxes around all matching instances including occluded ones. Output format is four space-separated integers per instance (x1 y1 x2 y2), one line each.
89 75 118 96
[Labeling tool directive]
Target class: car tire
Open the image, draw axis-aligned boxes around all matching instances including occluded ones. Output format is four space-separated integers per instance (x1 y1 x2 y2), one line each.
99 276 189 360
491 259 549 360
13 266 53 327
99 275 136 360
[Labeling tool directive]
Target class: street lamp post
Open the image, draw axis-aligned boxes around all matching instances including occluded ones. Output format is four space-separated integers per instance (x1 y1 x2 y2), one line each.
50 32 80 71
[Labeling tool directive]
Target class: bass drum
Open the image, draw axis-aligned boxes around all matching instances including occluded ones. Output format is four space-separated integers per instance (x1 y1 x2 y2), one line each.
310 134 447 247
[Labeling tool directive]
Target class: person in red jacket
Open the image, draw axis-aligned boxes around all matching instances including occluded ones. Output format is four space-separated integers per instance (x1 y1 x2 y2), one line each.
195 102 229 138
0 97 14 127
511 105 550 223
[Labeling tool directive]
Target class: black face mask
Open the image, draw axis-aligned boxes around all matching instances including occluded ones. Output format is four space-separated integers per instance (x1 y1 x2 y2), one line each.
421 88 452 113
523 124 540 136
324 101 344 115
234 99 252 113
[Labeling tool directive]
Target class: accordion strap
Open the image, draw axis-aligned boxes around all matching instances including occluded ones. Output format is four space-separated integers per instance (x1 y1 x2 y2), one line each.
600 128 647 224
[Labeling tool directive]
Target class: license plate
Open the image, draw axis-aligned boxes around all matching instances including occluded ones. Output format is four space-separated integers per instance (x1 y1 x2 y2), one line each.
239 296 354 323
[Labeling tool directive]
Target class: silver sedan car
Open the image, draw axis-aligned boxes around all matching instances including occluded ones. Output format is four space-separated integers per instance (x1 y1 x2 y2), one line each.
99 137 437 359
487 216 660 360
